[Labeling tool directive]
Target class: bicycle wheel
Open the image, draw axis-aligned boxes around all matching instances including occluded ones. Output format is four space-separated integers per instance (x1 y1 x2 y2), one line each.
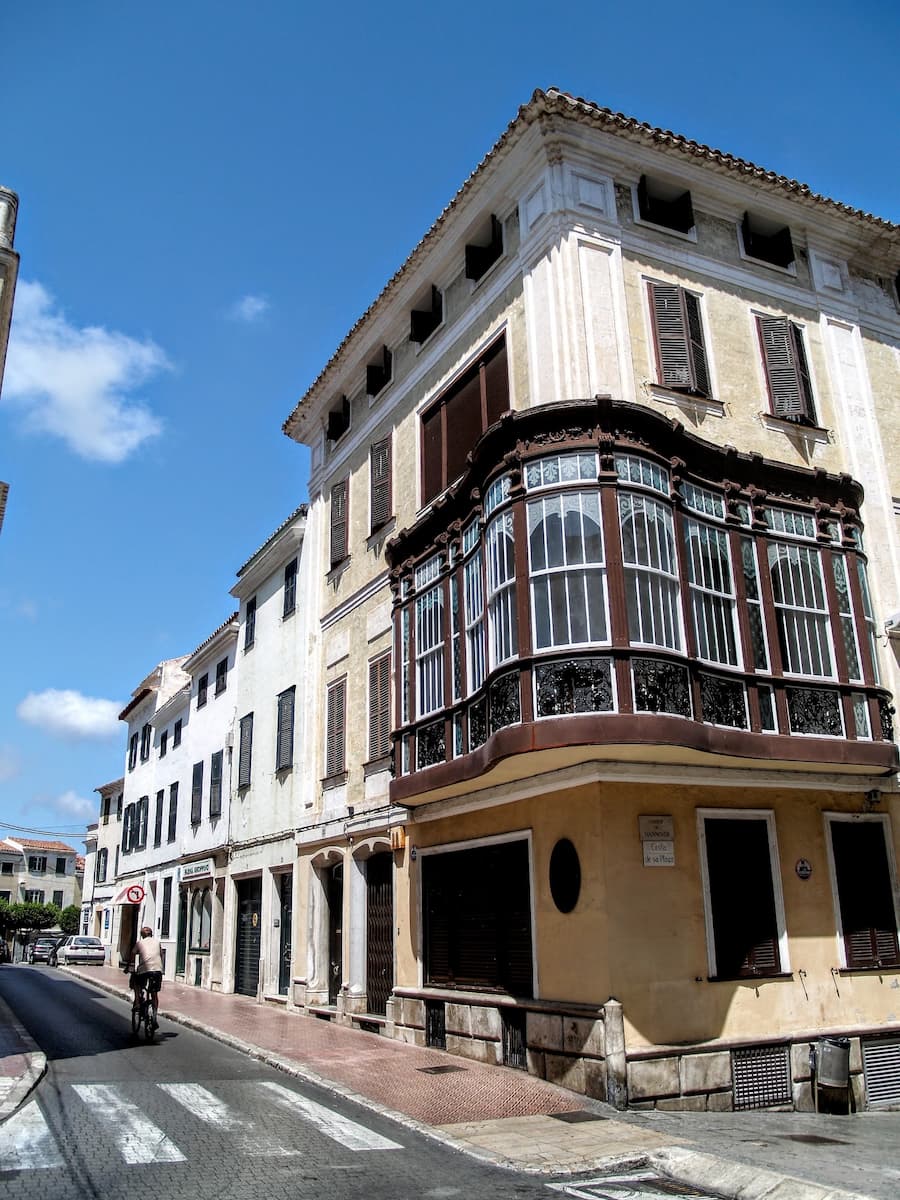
131 1004 141 1036
143 1007 155 1043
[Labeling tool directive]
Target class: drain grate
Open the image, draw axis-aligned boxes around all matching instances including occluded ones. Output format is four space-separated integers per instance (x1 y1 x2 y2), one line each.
550 1110 606 1123
862 1035 900 1108
417 1064 468 1074
732 1044 792 1110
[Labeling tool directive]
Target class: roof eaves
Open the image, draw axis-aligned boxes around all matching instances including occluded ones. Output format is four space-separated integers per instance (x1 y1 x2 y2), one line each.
235 504 308 579
182 613 240 674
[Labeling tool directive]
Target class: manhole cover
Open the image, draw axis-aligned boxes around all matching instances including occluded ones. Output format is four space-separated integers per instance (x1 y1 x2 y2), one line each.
549 1172 728 1198
778 1133 850 1146
417 1064 468 1074
550 1110 607 1123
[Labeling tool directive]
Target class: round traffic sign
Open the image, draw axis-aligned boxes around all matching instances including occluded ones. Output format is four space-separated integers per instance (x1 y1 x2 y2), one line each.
126 885 145 904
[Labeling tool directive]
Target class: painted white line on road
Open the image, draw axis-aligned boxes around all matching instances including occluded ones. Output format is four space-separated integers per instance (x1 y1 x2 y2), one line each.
258 1080 403 1152
72 1084 186 1164
0 1101 64 1171
160 1083 297 1157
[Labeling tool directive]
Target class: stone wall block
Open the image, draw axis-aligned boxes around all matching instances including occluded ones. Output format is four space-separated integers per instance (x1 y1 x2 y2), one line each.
545 1053 586 1094
471 1005 502 1040
526 1048 546 1079
583 1058 609 1102
400 998 425 1029
445 1003 472 1037
627 1057 680 1101
681 1051 732 1095
706 1090 734 1112
563 1016 605 1058
657 1095 708 1111
527 1011 564 1051
446 1034 497 1064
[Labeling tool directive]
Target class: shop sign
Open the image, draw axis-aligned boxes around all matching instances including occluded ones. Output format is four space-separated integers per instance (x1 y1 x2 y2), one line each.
181 859 213 882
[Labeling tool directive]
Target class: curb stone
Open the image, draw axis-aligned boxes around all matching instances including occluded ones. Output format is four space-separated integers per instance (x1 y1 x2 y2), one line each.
0 993 46 1123
651 1146 877 1200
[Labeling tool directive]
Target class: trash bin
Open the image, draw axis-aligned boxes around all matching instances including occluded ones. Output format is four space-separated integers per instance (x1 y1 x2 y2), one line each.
816 1036 850 1088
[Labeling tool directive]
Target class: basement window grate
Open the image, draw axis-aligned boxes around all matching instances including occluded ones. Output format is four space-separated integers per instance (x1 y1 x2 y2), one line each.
862 1036 900 1108
425 1000 446 1050
732 1044 792 1110
501 1007 527 1070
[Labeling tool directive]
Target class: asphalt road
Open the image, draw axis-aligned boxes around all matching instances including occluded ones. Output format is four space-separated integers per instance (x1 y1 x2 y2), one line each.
0 967 560 1200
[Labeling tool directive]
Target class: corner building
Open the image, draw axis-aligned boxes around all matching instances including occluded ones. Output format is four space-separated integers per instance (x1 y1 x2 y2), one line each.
283 89 900 1111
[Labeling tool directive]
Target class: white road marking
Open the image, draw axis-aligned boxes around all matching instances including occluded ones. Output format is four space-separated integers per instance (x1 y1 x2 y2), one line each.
0 1101 64 1170
257 1080 403 1151
72 1084 186 1164
159 1083 297 1157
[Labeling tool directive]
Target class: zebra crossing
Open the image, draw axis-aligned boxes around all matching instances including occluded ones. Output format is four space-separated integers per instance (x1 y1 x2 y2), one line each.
0 1079 404 1172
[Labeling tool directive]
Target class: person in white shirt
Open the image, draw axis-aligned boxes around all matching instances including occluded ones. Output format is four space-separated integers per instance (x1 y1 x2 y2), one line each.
124 925 163 1026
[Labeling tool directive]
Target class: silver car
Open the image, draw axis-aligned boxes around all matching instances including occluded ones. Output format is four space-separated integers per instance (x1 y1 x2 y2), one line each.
52 936 106 966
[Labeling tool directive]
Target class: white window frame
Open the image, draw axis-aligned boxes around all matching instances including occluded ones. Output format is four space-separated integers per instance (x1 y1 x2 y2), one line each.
485 511 518 670
682 516 740 668
619 491 683 651
697 808 790 980
823 812 900 971
767 541 835 679
415 580 445 719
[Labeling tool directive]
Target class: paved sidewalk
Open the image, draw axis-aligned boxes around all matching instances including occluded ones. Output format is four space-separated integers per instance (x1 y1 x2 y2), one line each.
2 962 895 1199
0 990 45 1120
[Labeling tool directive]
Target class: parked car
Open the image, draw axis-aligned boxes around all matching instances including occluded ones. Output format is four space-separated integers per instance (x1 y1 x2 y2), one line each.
51 936 106 966
27 936 61 964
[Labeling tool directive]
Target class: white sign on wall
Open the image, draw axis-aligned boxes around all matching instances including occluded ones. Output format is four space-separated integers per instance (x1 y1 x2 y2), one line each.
639 815 675 867
181 859 213 882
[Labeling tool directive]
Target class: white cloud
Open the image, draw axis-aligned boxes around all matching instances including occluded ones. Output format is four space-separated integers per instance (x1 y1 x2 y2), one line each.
53 790 96 820
3 280 169 463
228 293 270 323
17 689 121 740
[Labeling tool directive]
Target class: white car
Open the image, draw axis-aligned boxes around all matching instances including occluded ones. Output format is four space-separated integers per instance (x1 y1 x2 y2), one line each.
52 936 106 966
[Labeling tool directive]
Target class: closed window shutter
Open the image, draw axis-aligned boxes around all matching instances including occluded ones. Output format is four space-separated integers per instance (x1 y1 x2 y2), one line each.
191 762 203 824
758 316 816 423
331 479 348 566
154 790 164 847
238 713 253 788
368 654 391 760
161 877 172 937
832 821 900 968
650 283 710 395
209 750 223 817
168 783 178 841
370 438 391 532
276 687 295 771
326 678 346 776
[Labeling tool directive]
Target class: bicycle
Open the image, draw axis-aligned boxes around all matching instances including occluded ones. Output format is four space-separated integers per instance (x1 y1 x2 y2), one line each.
127 971 161 1043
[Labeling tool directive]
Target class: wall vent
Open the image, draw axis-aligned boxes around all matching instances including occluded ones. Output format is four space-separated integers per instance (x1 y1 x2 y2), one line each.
862 1036 900 1108
732 1044 792 1110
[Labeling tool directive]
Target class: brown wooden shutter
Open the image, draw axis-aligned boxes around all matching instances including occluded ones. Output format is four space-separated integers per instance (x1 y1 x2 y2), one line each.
168 783 178 841
831 821 900 968
209 749 223 817
276 688 295 771
191 763 203 824
370 438 391 532
326 678 346 777
757 316 816 423
330 479 348 566
238 713 253 788
368 653 391 760
650 283 710 395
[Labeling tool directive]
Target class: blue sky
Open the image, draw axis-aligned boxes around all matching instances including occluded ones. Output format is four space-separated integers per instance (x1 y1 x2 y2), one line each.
1 1 898 845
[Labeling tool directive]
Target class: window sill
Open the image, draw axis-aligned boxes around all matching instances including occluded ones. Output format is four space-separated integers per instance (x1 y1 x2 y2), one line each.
321 771 348 790
275 764 294 776
760 413 830 446
738 245 797 277
836 964 900 975
634 215 697 243
367 518 395 551
708 972 793 983
363 756 391 778
281 608 296 622
326 557 350 584
646 384 724 420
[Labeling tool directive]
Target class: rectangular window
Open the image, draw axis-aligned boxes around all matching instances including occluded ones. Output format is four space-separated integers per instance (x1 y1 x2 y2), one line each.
95 848 108 883
173 719 182 747
757 316 816 425
238 713 253 789
244 596 256 649
486 514 518 668
416 574 445 718
767 542 833 677
463 545 486 694
191 762 203 824
276 687 295 771
215 656 228 696
197 673 209 708
701 813 783 978
139 723 152 761
528 491 607 651
167 783 178 842
161 877 172 938
370 438 392 533
619 493 682 650
648 282 711 396
159 729 168 758
283 557 297 616
326 678 347 777
28 856 46 873
52 890 63 908
209 750 223 818
828 817 900 969
422 839 533 993
330 479 349 566
24 890 44 904
637 176 694 233
136 796 149 849
742 213 794 269
55 856 66 875
128 732 139 770
1 861 12 874
422 336 509 505
368 654 391 761
154 789 164 848
683 518 739 666
101 796 110 825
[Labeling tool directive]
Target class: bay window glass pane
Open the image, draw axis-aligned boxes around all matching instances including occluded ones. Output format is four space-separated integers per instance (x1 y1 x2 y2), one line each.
416 585 444 717
832 554 861 681
619 493 682 650
528 492 607 650
486 513 517 667
683 519 738 666
767 543 833 677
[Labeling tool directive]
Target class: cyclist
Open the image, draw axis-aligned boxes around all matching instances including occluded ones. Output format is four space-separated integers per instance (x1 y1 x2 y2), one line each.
123 925 163 1027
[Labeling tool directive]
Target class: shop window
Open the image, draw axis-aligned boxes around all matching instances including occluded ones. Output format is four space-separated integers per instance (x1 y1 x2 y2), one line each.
189 887 212 952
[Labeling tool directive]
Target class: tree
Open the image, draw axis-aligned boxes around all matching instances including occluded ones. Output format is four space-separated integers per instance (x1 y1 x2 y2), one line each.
1 901 61 952
59 905 81 935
